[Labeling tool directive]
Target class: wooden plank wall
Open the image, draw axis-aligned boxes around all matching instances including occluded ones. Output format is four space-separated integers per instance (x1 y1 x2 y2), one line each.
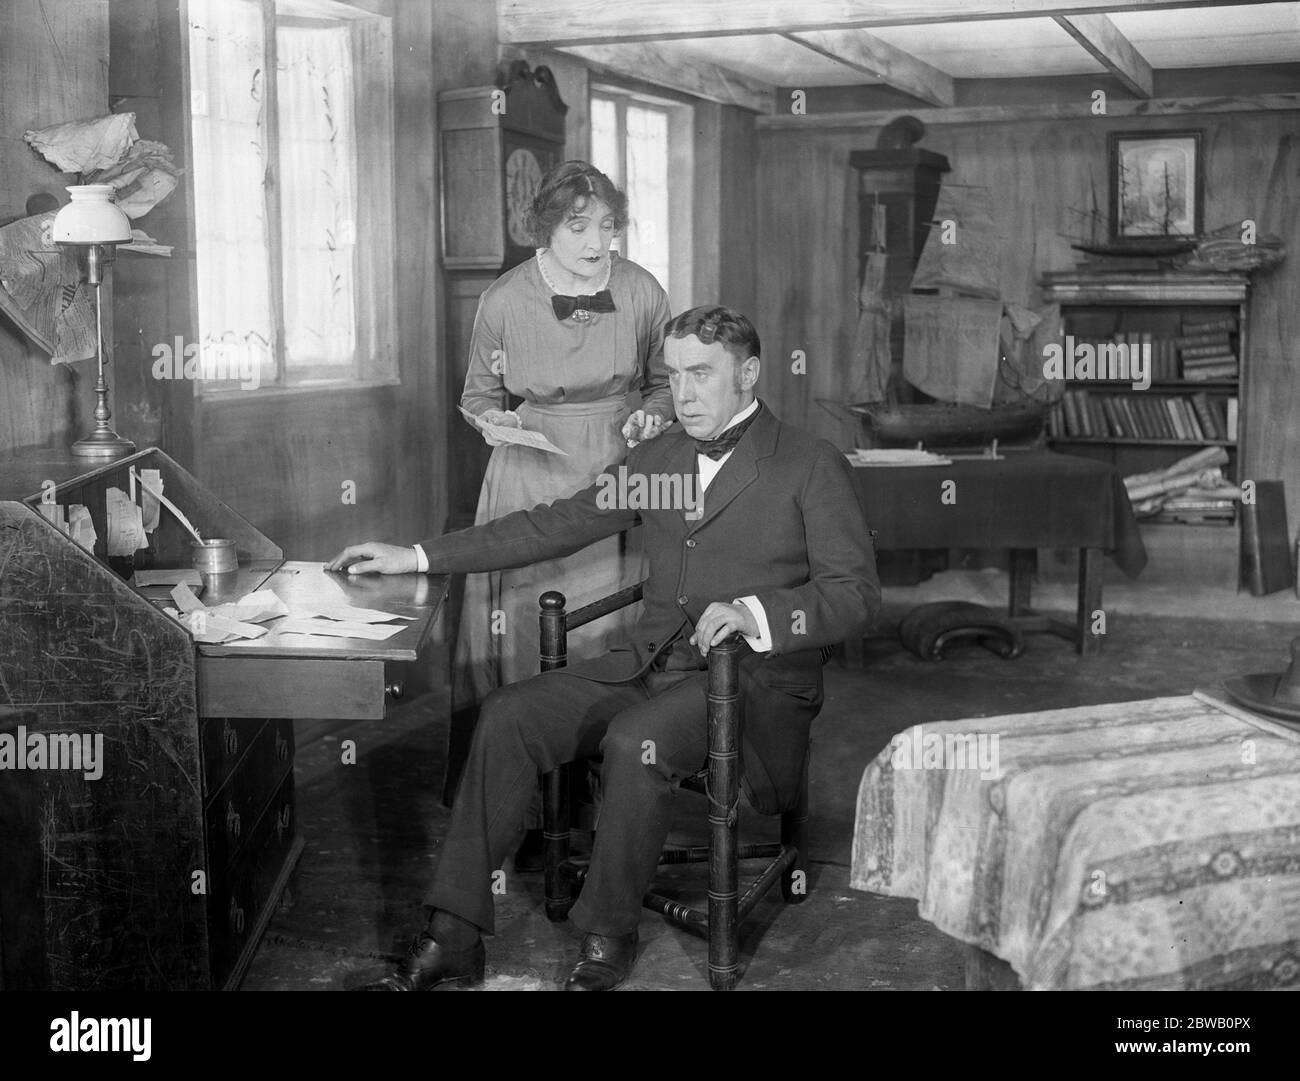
755 108 1300 535
0 0 110 454
108 0 195 464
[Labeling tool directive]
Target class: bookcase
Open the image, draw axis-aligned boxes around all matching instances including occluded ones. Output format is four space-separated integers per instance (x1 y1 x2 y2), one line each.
1040 270 1250 528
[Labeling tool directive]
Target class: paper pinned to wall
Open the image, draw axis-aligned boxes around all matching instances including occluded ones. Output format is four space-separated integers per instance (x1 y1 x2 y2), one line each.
24 113 138 173
0 212 98 362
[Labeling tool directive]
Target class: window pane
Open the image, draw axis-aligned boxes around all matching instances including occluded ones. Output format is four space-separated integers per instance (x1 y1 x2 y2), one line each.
590 96 619 185
589 95 621 256
625 104 669 293
189 0 275 387
276 22 357 373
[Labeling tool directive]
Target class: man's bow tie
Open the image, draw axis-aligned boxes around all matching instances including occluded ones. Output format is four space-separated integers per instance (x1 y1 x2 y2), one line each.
694 408 759 461
551 290 616 322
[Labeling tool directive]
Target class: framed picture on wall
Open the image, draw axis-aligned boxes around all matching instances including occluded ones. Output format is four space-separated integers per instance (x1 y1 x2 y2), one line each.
1109 131 1203 241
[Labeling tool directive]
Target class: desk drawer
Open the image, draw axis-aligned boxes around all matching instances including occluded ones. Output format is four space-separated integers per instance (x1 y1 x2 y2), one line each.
198 656 389 720
200 717 266 797
205 719 293 873
208 772 298 990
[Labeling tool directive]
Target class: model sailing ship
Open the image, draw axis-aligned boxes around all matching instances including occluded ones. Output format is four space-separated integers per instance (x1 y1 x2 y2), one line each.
848 161 1057 449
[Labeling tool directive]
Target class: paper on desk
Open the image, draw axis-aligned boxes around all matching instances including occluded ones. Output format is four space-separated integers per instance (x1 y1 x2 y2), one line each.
302 603 415 624
459 406 567 455
67 505 97 552
106 487 148 556
166 607 268 644
846 449 953 467
134 568 202 587
170 583 206 613
273 617 407 641
208 589 290 624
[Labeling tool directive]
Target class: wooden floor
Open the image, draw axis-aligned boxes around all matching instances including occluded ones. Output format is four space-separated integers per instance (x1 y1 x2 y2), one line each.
240 600 1297 991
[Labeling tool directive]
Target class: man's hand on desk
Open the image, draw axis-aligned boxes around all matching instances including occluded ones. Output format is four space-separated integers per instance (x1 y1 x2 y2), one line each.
690 601 759 656
325 542 418 576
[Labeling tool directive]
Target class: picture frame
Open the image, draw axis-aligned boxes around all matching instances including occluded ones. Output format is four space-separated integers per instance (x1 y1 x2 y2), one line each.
1108 130 1203 241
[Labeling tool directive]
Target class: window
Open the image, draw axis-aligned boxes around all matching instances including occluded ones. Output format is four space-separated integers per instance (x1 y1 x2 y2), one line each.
589 86 692 310
186 0 395 391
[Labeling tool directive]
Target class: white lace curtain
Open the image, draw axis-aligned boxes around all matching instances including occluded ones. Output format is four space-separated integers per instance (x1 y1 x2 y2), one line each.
188 0 357 382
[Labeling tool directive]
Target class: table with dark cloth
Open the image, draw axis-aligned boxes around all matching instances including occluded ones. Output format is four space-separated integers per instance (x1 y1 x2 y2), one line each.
850 450 1148 654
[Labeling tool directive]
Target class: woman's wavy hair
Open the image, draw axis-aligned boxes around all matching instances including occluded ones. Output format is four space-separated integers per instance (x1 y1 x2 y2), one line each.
524 160 629 246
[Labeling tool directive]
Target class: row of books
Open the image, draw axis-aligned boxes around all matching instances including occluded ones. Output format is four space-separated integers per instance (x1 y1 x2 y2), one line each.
1065 314 1239 382
1149 496 1237 525
1050 390 1238 442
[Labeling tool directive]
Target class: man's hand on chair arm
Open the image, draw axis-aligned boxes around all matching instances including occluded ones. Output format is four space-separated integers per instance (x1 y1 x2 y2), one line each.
690 600 761 656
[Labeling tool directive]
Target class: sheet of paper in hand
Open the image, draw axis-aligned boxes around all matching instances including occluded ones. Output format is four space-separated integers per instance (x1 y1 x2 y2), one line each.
458 406 567 455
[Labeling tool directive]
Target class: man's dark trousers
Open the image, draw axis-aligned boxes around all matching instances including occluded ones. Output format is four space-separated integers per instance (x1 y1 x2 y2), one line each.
425 665 711 937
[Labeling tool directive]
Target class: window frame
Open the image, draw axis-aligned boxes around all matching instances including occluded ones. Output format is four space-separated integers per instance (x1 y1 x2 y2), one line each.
182 0 397 396
589 81 694 314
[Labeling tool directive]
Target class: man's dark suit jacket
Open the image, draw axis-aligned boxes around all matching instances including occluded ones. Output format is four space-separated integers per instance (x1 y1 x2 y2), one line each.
420 402 879 813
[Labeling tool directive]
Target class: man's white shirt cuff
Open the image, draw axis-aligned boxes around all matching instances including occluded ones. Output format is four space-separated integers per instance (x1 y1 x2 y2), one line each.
734 596 772 654
413 544 428 572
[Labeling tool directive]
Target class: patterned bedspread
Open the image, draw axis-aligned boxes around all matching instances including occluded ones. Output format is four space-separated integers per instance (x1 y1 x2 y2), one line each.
850 693 1300 990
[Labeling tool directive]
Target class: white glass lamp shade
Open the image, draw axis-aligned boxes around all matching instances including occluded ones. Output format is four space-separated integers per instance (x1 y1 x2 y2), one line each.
52 184 132 244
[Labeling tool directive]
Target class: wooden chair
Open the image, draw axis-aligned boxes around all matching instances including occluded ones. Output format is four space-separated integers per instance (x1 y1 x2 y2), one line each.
538 585 809 991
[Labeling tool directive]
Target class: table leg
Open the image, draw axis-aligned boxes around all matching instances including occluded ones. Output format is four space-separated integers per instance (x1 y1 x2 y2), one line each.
1009 549 1034 616
1077 547 1103 656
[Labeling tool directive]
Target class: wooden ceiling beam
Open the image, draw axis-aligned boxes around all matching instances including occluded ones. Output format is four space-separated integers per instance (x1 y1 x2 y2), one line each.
558 42 776 113
500 0 1247 48
754 91 1300 129
1055 13 1154 97
784 29 954 106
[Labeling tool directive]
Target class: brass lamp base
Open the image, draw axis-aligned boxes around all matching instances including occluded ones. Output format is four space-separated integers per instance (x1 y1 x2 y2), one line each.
71 426 136 459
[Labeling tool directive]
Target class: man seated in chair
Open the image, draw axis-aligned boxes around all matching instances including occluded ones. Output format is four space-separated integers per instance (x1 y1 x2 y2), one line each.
327 305 879 991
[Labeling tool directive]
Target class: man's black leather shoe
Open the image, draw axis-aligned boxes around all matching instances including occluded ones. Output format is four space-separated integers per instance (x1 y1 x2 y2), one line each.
360 934 485 991
563 931 639 991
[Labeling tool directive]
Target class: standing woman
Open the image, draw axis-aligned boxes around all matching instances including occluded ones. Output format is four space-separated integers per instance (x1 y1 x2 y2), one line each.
446 160 673 803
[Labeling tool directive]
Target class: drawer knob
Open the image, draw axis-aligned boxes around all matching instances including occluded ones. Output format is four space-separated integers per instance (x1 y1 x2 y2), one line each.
223 723 238 756
226 801 241 840
229 897 245 935
276 731 289 762
385 681 405 700
276 803 292 839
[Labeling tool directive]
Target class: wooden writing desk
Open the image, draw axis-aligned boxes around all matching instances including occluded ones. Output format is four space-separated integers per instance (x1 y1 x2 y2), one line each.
0 447 447 990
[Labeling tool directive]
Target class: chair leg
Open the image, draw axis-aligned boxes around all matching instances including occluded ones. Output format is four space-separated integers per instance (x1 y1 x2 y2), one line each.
543 765 573 922
707 639 741 991
780 748 811 904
